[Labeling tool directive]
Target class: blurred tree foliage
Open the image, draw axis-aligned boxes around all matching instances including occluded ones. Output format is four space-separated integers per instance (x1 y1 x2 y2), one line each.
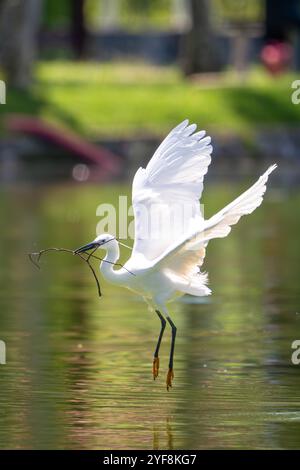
214 0 264 26
43 0 71 28
43 0 173 31
42 0 265 32
121 0 171 29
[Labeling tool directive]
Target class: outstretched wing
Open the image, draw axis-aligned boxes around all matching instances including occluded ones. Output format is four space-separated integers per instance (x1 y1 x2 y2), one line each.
201 164 277 242
154 164 277 293
131 120 212 262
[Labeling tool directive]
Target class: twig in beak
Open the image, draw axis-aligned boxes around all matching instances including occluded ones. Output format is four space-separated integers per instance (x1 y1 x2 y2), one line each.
28 247 102 297
76 252 102 297
27 246 135 298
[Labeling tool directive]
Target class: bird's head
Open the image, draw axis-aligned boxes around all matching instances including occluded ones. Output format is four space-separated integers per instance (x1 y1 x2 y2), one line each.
74 233 116 254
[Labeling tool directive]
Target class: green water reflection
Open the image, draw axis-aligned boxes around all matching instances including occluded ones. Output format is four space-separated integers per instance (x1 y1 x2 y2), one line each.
0 181 300 449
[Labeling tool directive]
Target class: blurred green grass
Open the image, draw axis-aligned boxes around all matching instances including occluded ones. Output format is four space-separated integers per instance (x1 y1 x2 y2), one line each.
2 61 300 138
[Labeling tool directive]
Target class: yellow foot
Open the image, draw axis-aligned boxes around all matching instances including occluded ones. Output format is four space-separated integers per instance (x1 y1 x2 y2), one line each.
152 356 160 380
166 368 174 391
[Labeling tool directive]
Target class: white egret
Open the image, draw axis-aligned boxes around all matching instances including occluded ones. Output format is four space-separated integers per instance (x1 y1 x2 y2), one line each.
75 119 277 390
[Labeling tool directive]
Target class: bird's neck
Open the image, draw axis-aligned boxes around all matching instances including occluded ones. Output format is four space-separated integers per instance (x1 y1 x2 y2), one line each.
100 242 122 284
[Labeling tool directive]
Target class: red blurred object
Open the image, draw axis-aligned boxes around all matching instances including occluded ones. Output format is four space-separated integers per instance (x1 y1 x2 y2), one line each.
5 114 121 177
261 41 293 75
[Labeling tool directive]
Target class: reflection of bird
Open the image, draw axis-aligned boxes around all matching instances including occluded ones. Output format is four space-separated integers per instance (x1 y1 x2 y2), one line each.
75 120 277 390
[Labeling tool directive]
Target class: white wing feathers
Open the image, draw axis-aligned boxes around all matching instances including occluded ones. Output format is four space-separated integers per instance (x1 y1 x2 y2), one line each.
155 164 277 296
130 118 276 297
132 119 212 262
201 163 277 243
144 120 211 188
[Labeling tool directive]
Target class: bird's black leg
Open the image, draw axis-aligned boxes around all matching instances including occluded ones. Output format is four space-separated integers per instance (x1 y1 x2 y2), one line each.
166 316 177 391
152 310 166 380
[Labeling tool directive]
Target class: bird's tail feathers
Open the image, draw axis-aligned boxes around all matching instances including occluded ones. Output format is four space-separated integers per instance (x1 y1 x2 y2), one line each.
164 268 211 297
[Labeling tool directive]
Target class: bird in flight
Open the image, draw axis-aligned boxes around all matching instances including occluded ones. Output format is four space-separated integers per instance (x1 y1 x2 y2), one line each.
75 120 277 390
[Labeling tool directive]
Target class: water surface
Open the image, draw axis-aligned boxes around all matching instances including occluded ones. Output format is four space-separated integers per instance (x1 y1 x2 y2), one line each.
0 179 300 449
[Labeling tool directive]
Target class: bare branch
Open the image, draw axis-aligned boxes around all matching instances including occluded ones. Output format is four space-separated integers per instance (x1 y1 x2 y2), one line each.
27 246 135 298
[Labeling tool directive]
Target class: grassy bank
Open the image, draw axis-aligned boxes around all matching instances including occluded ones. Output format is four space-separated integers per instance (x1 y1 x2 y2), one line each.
2 61 300 138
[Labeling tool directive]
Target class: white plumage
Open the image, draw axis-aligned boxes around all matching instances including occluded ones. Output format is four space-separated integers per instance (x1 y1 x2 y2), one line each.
75 119 277 390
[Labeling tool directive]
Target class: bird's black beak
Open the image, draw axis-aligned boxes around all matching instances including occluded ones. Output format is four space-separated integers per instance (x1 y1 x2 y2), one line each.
74 241 99 254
